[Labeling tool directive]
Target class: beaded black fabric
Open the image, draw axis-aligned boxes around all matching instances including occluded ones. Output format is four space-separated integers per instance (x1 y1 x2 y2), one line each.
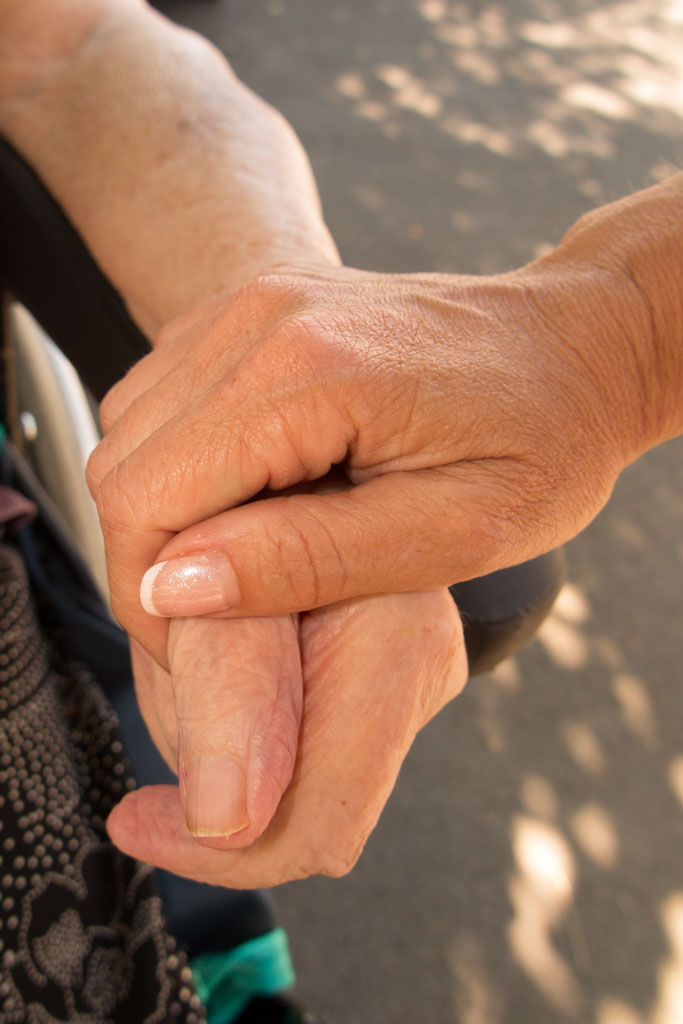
0 543 205 1023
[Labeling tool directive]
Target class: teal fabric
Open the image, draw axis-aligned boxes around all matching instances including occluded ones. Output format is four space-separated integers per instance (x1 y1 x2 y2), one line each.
191 927 296 1024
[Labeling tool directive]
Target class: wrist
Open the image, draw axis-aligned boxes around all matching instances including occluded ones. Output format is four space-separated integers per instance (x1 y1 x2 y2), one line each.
522 176 683 465
1 4 339 338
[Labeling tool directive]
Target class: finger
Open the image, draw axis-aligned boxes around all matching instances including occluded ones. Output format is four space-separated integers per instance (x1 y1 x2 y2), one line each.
92 373 353 664
168 613 303 846
98 301 226 437
138 460 558 623
107 590 467 889
95 271 309 451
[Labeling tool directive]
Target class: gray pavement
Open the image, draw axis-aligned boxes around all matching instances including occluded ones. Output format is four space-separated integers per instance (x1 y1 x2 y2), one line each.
158 2 683 1021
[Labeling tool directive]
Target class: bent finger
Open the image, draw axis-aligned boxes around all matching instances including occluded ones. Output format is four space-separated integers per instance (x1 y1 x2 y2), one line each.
94 382 353 665
94 272 311 464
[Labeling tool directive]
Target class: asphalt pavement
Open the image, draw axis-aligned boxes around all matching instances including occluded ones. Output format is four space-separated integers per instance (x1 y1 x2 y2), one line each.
156 3 683 1021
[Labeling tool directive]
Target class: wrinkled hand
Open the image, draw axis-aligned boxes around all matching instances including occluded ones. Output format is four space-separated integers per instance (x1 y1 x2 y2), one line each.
108 589 466 888
88 255 652 669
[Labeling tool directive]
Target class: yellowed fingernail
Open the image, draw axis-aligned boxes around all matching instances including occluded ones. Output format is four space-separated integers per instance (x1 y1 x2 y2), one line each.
184 756 249 838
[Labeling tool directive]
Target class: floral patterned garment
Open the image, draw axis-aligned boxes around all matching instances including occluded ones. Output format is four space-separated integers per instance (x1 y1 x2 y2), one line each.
0 542 204 1024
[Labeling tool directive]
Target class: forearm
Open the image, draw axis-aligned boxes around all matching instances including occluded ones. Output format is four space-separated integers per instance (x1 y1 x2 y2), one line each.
0 0 338 337
523 174 683 462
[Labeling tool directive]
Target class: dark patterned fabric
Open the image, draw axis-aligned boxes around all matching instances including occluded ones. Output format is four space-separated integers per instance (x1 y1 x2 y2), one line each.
0 543 205 1023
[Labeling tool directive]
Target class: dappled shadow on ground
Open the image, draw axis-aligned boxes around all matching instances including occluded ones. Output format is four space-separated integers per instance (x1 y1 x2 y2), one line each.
202 0 683 275
334 0 683 163
160 0 683 269
324 0 683 272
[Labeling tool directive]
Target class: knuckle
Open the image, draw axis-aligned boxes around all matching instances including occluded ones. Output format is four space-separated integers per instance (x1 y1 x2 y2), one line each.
85 442 108 497
99 351 156 433
229 271 308 327
472 505 513 558
454 474 533 572
248 270 307 302
154 319 181 350
287 838 363 882
99 381 126 434
95 460 148 535
93 467 120 530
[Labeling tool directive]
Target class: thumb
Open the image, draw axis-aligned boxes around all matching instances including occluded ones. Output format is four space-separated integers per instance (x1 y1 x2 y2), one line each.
138 463 550 618
169 614 303 846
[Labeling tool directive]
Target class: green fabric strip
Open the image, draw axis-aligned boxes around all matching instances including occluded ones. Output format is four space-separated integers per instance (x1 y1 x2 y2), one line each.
191 927 296 1024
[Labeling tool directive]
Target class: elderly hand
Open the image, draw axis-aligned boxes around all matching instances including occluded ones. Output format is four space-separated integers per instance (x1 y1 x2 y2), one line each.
88 176 683 669
107 588 466 888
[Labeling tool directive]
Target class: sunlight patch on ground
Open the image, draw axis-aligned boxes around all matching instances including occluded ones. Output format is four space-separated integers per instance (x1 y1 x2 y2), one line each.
596 997 644 1024
335 71 366 100
611 516 651 549
376 65 443 118
508 814 584 1014
537 583 592 670
335 0 683 174
561 720 607 776
512 816 575 898
450 49 501 86
561 82 636 120
667 755 683 807
651 893 683 1024
520 773 559 820
569 802 620 869
449 934 503 1024
595 635 625 671
441 116 514 155
554 583 591 625
489 655 522 692
611 673 658 746
476 683 506 754
418 0 448 22
537 614 590 671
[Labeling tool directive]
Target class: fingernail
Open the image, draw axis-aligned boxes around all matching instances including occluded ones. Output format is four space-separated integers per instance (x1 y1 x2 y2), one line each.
184 756 250 838
140 552 240 617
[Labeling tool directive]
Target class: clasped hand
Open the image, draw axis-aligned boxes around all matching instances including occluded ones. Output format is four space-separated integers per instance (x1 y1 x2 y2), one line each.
90 261 642 885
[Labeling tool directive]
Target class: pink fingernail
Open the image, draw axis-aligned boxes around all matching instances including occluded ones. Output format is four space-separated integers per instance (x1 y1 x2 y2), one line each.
140 552 240 617
184 756 250 838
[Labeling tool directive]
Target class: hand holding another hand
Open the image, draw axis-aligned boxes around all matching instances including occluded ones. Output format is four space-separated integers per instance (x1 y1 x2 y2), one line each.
95 324 469 884
88 223 659 670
